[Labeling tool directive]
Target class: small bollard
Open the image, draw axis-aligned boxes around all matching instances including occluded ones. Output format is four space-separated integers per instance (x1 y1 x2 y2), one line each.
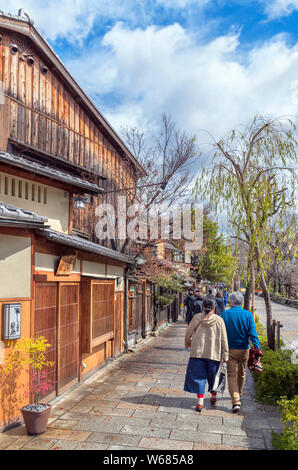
276 321 283 350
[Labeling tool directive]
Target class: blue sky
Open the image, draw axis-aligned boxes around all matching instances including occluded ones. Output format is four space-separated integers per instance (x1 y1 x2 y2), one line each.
1 1 298 141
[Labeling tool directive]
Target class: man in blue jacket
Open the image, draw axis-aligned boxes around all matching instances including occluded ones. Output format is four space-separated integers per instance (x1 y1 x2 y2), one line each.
221 292 260 413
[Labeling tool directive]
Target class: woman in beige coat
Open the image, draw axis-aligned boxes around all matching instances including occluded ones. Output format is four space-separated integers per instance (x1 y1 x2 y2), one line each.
184 297 229 411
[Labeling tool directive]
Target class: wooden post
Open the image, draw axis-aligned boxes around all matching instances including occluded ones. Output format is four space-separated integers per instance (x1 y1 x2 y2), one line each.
277 321 283 350
272 320 276 350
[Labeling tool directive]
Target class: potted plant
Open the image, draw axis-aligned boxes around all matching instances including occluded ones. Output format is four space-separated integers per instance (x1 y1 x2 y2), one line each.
4 336 55 435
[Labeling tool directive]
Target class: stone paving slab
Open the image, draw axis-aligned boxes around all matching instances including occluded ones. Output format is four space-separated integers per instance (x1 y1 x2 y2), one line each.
150 418 198 431
193 442 249 450
89 408 135 417
139 436 194 450
52 440 109 450
170 429 222 445
222 434 266 449
48 419 79 429
40 428 92 442
107 445 149 450
72 421 124 433
121 424 171 439
86 432 141 447
3 436 35 450
22 438 58 450
107 415 150 426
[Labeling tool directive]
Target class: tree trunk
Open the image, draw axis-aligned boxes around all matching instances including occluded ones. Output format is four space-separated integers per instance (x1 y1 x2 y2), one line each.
250 263 255 319
244 280 252 311
255 246 274 350
260 269 275 350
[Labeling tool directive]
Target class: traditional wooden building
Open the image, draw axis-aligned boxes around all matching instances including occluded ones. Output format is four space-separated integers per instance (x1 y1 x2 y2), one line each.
126 240 194 348
0 10 145 430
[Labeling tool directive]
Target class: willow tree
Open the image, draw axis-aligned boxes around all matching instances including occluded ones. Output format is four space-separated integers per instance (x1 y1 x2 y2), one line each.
196 115 298 349
265 211 297 296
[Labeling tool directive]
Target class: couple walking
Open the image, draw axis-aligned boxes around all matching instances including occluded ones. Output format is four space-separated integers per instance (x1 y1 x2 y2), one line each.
184 292 260 413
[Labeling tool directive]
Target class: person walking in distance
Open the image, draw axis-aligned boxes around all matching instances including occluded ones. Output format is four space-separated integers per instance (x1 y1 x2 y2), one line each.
184 297 229 412
215 291 225 316
223 289 229 307
193 289 204 315
185 289 195 324
221 292 260 413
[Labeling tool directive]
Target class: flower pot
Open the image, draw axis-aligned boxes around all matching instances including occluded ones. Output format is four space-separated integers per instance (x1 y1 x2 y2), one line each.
21 403 52 435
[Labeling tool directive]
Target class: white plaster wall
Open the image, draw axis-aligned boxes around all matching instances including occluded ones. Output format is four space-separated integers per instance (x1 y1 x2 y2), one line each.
35 252 59 272
0 234 31 298
82 260 105 278
0 172 69 233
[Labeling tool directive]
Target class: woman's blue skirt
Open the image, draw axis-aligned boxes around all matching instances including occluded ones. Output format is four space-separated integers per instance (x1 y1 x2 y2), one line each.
184 357 220 395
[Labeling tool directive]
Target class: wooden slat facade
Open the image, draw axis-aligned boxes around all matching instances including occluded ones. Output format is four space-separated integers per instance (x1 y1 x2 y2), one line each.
0 27 137 246
0 16 150 430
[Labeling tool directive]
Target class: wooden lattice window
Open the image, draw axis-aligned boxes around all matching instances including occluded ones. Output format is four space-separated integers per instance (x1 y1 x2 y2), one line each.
92 282 114 340
81 278 115 353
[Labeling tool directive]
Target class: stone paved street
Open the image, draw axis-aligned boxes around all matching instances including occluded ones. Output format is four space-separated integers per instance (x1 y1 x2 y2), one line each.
0 320 281 451
254 296 298 351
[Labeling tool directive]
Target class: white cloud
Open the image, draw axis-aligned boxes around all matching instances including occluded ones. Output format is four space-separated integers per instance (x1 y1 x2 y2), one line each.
263 0 298 19
67 23 298 146
2 1 298 151
156 0 210 8
0 0 144 43
0 0 213 43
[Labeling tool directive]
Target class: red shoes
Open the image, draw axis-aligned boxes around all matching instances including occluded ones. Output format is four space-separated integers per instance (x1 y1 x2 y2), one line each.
210 392 217 404
196 394 204 412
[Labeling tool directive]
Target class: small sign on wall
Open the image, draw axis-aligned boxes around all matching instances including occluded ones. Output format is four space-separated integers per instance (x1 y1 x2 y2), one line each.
129 286 135 293
2 304 21 340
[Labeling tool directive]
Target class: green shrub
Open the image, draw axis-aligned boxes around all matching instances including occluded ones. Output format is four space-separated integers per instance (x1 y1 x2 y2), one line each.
272 432 298 450
252 360 297 405
252 315 298 405
272 396 298 450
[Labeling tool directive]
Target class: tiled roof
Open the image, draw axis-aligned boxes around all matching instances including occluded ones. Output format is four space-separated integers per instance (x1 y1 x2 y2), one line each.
0 152 104 194
37 229 134 264
0 201 48 223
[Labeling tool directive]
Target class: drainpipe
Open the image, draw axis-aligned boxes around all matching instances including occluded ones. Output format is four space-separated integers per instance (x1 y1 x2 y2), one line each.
124 265 129 353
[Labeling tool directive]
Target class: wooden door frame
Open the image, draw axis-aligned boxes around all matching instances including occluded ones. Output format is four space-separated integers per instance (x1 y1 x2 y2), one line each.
90 279 116 360
57 281 80 396
34 281 58 403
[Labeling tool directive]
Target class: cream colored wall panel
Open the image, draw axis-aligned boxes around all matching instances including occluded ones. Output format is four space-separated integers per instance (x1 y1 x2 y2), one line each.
35 252 60 272
72 258 81 274
107 265 124 291
0 235 31 298
107 265 124 277
0 172 69 233
82 260 105 278
36 253 81 274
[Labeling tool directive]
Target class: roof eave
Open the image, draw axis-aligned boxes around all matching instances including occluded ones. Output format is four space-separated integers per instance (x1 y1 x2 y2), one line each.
36 228 134 264
0 151 104 195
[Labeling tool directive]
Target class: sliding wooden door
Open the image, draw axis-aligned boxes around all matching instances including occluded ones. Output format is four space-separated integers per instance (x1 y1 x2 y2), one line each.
35 282 80 397
34 283 57 401
57 283 80 395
